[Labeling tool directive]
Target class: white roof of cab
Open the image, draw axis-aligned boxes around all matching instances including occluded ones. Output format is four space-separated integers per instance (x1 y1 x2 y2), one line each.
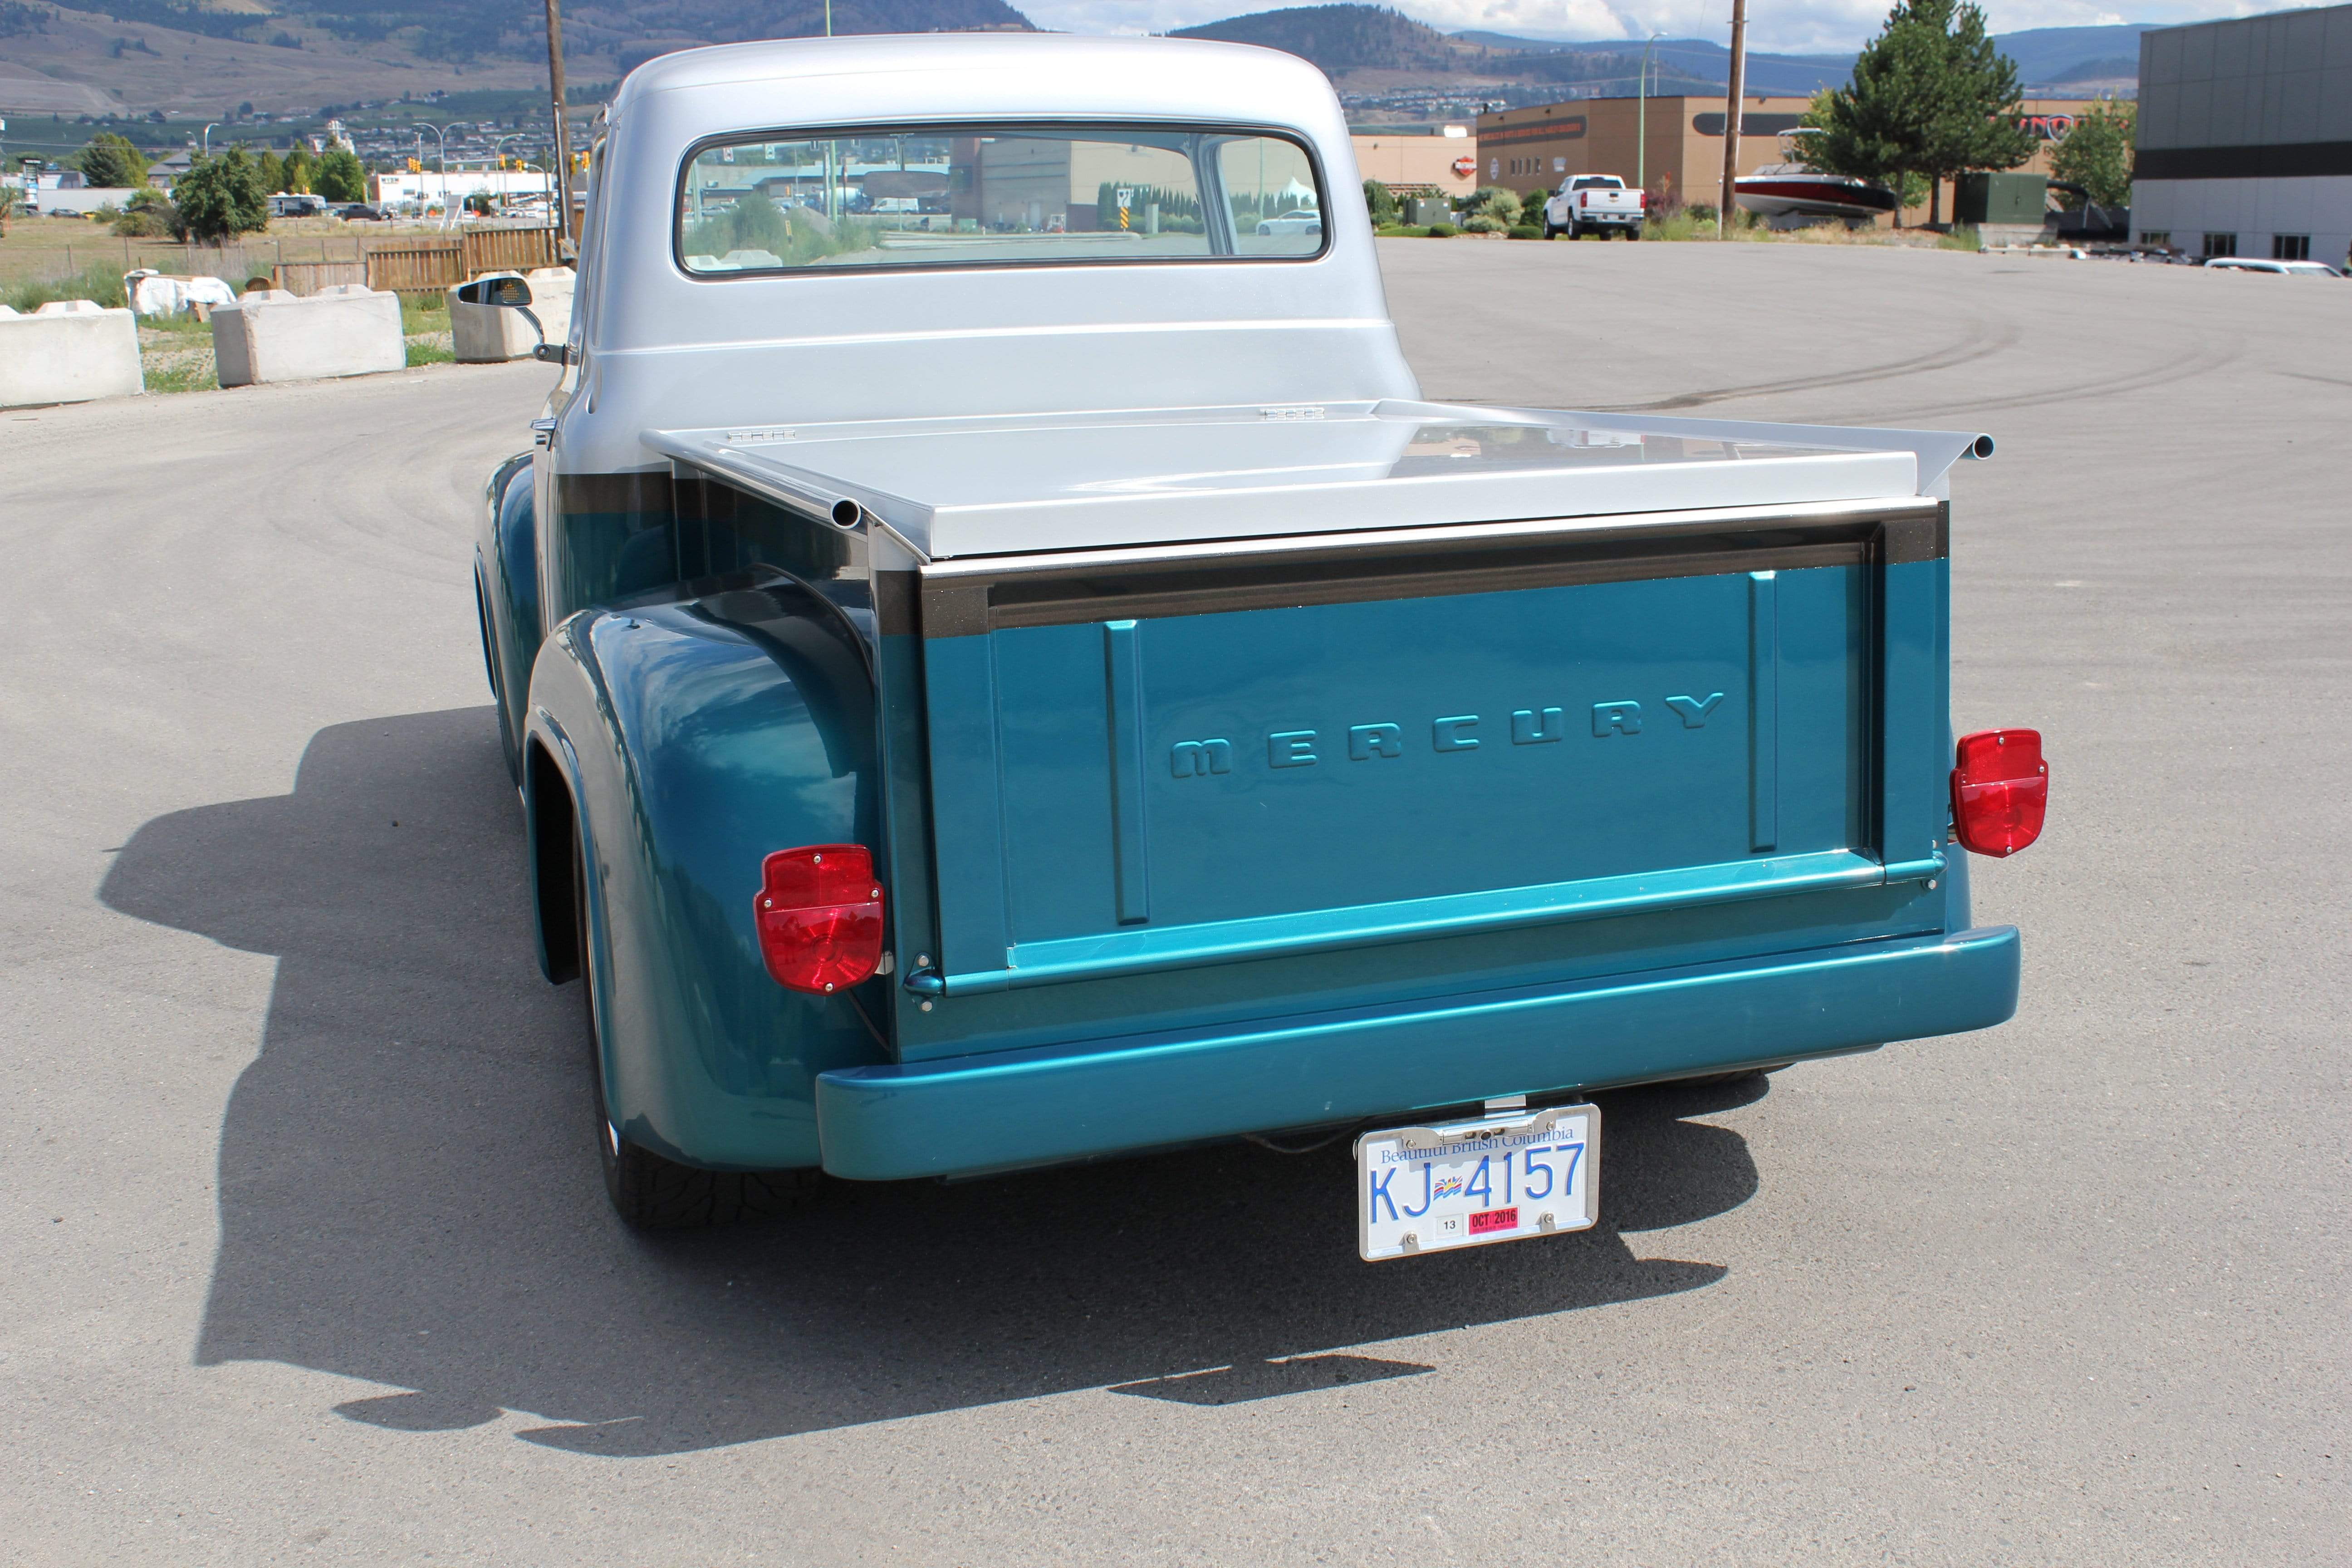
612 31 1341 124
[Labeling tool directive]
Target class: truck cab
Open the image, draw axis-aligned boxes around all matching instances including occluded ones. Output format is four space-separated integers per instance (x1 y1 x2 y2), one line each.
472 34 2042 1248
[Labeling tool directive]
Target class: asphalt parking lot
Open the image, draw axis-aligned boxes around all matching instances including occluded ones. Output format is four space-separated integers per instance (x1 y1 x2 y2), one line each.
2 240 2345 1565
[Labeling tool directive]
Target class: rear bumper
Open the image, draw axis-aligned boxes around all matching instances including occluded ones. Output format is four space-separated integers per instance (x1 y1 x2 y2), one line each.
814 925 2019 1181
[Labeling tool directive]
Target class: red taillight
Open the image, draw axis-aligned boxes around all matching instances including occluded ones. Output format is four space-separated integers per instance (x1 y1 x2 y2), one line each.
755 845 883 993
1950 730 2048 857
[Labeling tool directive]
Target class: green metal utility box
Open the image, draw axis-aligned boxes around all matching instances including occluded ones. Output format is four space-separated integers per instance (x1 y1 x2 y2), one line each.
1955 172 2048 226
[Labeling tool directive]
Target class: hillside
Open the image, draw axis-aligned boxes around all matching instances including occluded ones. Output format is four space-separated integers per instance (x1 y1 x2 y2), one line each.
1169 6 1726 107
1171 5 1457 72
1453 19 2153 97
0 0 1031 116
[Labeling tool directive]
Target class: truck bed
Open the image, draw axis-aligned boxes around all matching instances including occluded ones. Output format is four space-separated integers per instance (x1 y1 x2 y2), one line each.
647 401 1986 561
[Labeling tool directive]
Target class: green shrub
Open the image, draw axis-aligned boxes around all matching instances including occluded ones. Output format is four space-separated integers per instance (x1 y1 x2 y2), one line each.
1466 184 1522 227
1461 214 1505 234
111 188 175 237
1507 224 1543 240
1424 221 1456 238
1362 178 1396 225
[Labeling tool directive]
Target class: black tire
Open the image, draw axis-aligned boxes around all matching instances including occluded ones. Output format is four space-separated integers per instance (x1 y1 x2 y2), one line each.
1566 222 1582 240
1626 225 1643 241
572 834 818 1229
1542 221 1559 239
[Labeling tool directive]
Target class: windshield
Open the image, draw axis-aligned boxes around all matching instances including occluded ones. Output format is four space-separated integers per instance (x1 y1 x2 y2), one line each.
677 124 1326 274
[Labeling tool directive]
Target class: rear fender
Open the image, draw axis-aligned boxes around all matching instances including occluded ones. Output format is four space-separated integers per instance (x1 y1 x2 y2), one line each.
523 569 889 1171
476 452 539 782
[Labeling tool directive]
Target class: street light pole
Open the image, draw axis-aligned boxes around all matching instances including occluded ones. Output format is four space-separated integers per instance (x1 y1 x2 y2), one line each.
202 122 218 155
1717 0 1749 237
1637 31 1664 197
424 122 454 231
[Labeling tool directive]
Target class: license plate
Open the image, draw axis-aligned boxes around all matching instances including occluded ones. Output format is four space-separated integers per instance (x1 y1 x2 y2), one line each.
1355 1103 1599 1262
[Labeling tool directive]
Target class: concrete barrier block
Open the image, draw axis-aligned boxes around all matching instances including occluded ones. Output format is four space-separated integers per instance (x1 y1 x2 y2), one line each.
447 266 575 363
0 302 144 408
212 284 406 387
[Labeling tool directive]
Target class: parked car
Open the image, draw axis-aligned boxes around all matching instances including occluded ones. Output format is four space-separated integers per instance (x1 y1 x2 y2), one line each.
472 34 2040 1250
334 203 386 222
1543 174 1646 239
2203 256 2345 277
1254 208 1322 236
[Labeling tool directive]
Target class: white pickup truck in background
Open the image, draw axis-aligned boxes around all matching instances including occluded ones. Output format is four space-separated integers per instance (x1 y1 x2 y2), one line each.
1543 175 1646 240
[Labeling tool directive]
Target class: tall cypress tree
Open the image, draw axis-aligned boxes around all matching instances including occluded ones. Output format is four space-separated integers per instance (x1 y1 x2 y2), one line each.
1803 0 2034 227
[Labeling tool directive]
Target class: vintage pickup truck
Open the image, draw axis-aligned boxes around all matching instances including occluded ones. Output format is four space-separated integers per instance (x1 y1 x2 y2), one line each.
472 34 2046 1251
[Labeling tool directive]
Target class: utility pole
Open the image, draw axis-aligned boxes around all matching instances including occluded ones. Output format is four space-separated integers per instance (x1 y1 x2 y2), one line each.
542 0 573 246
1717 0 1748 237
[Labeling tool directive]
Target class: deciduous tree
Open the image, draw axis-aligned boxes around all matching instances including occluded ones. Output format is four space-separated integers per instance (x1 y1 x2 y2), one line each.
2049 101 2134 209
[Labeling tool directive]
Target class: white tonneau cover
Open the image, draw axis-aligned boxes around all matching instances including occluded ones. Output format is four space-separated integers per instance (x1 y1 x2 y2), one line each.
647 402 1989 562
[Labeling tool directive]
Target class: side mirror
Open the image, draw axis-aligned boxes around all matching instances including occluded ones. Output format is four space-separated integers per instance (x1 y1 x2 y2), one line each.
454 276 534 307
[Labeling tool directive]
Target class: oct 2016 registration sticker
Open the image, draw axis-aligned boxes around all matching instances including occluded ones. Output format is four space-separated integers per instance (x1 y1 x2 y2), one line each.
1356 1104 1599 1261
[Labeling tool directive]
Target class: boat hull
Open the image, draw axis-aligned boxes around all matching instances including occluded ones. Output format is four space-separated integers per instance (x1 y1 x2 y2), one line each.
1735 176 1900 223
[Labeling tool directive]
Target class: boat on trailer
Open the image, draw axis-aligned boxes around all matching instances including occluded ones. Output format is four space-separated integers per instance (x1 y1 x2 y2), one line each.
1735 131 1901 226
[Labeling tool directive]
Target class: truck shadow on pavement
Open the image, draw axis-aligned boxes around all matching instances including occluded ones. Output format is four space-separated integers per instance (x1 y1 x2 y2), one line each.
101 708 1765 1457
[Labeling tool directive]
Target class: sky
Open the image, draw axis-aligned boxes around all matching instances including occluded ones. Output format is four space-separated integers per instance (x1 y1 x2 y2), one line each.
1014 0 2299 56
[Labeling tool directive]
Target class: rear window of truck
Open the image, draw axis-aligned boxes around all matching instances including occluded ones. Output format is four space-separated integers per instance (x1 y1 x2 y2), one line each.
676 124 1328 275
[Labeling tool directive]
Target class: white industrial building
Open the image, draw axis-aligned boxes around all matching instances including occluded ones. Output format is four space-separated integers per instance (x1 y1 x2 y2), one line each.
372 168 556 213
2132 3 2352 264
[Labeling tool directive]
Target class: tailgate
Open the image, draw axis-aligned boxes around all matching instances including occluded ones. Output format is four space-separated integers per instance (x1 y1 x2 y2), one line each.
915 499 1949 995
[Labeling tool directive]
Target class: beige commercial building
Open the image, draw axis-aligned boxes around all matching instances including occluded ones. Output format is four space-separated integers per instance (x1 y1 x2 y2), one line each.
1350 127 1479 198
1477 95 2116 223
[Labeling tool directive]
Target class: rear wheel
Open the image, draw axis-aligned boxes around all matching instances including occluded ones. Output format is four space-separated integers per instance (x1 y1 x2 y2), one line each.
1626 224 1643 241
572 833 818 1229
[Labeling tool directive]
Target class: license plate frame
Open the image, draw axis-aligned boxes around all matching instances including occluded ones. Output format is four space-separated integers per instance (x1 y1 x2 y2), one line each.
1355 1102 1600 1262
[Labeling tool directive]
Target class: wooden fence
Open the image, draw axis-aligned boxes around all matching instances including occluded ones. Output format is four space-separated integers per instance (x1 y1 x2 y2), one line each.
273 261 371 295
4 226 566 298
362 229 565 294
